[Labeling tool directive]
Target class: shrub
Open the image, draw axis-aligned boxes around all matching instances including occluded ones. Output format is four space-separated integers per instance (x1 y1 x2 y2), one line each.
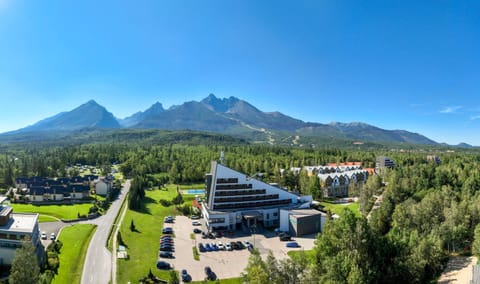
159 199 172 207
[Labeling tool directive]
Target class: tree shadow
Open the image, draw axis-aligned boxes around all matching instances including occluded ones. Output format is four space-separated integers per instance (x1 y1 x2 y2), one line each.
131 196 157 215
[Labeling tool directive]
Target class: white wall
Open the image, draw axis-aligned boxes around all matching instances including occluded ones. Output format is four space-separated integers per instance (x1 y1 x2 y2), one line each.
279 209 291 232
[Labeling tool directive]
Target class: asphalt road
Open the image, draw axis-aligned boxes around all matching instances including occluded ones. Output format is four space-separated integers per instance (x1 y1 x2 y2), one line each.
81 180 130 284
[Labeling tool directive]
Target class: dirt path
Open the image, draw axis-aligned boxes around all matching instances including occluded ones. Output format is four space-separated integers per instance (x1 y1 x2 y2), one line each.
438 256 477 284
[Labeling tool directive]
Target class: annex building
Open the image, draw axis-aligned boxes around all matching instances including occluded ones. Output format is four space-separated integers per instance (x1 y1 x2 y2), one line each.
0 197 42 265
201 161 312 232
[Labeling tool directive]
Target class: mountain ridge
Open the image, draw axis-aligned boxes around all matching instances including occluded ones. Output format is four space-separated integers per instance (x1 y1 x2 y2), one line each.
1 95 447 146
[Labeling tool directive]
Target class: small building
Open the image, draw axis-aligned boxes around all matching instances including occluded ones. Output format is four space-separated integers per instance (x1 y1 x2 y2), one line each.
95 178 112 196
279 209 327 236
375 156 395 173
427 155 441 165
0 198 42 265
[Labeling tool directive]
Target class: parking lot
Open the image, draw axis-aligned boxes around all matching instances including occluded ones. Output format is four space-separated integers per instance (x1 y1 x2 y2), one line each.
163 216 317 282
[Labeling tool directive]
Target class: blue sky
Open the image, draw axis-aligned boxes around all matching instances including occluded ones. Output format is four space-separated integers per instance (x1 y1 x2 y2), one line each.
0 0 479 145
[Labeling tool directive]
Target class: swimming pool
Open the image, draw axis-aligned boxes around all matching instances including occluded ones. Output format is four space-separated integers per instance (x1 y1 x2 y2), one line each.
185 189 205 195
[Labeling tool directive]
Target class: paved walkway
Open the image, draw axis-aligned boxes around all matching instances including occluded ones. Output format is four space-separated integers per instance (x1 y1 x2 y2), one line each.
438 256 477 284
81 180 130 284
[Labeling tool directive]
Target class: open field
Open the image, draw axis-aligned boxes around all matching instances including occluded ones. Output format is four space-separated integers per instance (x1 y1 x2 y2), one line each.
319 201 360 217
11 203 92 221
117 185 193 283
191 278 242 284
38 214 60 222
288 249 316 262
53 224 97 284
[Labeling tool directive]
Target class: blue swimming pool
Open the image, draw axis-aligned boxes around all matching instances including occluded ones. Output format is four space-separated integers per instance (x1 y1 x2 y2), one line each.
185 189 205 195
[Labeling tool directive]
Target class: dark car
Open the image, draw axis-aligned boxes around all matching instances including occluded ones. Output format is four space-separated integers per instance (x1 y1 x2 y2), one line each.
201 232 207 239
193 228 202 234
159 246 174 252
207 233 216 239
159 251 173 258
162 228 174 234
214 231 222 238
205 243 212 252
156 261 171 270
279 233 292 241
204 266 216 281
181 269 191 282
286 242 301 248
235 241 245 249
198 243 206 252
231 242 239 250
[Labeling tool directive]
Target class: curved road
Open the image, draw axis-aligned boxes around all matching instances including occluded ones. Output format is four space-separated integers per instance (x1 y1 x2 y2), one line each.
81 180 130 284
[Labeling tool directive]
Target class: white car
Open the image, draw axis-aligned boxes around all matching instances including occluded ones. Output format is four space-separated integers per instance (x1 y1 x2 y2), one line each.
50 232 56 240
217 241 224 250
225 242 232 251
41 232 47 240
243 240 251 248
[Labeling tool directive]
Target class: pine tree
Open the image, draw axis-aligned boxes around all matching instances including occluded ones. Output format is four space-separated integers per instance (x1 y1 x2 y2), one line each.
9 240 40 284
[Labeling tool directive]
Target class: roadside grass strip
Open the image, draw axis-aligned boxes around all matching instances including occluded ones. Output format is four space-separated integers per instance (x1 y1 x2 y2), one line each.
53 224 97 284
117 185 189 283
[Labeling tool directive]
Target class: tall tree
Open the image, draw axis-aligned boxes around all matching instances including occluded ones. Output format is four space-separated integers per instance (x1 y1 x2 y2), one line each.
9 241 40 284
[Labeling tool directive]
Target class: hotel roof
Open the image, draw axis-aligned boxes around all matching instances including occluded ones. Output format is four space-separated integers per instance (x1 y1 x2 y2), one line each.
0 212 38 233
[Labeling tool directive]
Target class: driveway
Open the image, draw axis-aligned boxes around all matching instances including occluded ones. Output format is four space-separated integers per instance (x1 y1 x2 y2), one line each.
81 180 130 284
39 221 68 247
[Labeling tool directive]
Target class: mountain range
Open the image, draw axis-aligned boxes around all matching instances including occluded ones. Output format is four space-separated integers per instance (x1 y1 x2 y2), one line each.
1 94 465 146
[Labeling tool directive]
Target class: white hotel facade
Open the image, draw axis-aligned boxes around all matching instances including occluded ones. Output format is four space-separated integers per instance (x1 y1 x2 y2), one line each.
201 161 312 231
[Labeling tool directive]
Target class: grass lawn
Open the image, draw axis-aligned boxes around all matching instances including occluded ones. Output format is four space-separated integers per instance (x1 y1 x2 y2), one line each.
117 184 192 283
191 278 242 284
53 224 97 284
287 249 316 262
319 201 361 217
11 203 92 221
38 214 60 222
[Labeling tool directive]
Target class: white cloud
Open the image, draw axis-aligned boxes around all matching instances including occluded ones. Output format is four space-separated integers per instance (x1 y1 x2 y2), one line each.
439 106 462 114
471 115 480 121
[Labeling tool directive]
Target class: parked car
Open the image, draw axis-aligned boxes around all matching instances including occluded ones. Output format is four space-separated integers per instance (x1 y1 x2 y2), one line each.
207 233 216 239
162 228 174 234
41 232 47 240
192 221 201 226
50 233 56 240
279 233 292 241
159 251 173 258
211 242 218 251
204 266 216 281
225 242 232 251
190 215 201 220
198 243 206 252
159 246 174 252
243 240 252 248
201 232 207 239
235 241 245 249
205 243 212 252
231 242 240 250
156 261 171 270
217 241 224 250
193 228 202 234
181 269 191 282
286 242 301 248
214 231 222 238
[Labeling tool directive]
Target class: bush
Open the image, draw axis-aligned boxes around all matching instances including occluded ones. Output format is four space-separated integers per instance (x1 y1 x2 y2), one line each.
159 199 172 207
176 204 192 216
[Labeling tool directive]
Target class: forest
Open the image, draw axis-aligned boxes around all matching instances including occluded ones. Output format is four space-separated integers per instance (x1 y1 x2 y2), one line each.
1 136 480 283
